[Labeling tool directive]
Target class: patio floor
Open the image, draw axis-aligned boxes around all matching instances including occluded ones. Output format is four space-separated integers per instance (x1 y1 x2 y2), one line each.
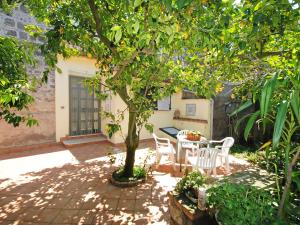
0 140 250 225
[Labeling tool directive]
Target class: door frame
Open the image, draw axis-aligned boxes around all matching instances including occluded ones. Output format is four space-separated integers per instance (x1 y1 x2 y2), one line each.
68 75 101 136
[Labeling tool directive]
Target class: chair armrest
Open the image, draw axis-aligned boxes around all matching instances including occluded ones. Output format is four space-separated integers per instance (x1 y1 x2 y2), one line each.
156 137 170 142
209 139 224 144
215 145 222 149
156 137 171 144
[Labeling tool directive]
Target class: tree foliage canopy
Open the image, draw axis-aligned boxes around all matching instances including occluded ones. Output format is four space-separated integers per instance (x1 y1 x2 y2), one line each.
25 0 300 177
0 36 38 127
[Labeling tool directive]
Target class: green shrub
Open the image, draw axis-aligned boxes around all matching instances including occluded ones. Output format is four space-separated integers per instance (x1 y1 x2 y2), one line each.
207 183 277 225
113 166 146 182
175 170 205 196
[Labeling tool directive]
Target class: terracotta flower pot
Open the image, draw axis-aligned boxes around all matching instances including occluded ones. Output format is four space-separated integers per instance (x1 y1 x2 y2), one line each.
187 133 201 141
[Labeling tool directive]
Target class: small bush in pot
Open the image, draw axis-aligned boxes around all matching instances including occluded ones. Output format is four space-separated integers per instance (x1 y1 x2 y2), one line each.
175 170 205 201
207 182 277 225
186 131 202 141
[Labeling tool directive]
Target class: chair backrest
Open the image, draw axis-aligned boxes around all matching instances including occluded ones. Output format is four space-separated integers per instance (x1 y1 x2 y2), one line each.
221 137 235 154
197 148 219 169
177 130 190 138
152 133 170 150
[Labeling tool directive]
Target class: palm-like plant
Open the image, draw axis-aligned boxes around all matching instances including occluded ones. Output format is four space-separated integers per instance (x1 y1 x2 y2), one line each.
231 70 300 219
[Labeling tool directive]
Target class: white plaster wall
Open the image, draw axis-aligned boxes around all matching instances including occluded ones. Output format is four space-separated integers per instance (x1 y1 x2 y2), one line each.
54 56 213 143
102 92 213 144
55 56 98 142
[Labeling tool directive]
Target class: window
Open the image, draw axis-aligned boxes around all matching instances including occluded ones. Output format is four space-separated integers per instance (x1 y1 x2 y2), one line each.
157 96 171 111
186 104 196 116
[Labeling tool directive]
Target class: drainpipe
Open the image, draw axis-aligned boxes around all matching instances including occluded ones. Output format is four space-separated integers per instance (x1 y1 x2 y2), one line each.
210 99 214 139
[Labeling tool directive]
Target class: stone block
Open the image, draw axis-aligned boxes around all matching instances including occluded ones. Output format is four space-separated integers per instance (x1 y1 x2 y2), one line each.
20 4 28 13
17 21 25 30
168 192 214 225
6 30 17 37
4 18 15 27
19 31 28 40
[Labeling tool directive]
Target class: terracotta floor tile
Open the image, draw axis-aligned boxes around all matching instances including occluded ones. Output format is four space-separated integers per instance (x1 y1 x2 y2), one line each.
118 188 136 200
47 197 71 209
101 198 119 211
117 199 135 211
16 208 41 222
103 188 121 199
111 210 135 225
52 209 79 224
64 198 84 210
35 208 60 223
0 209 24 222
135 199 152 211
80 199 99 210
76 209 97 224
92 211 114 225
134 211 152 225
136 188 152 200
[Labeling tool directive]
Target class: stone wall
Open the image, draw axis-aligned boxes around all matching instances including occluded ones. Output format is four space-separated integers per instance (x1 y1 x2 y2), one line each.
0 5 56 149
213 84 259 145
212 84 234 140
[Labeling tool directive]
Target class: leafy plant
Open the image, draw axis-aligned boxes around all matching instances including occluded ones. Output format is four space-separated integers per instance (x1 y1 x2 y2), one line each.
112 166 146 182
175 170 205 197
232 71 300 220
0 36 39 127
207 183 277 225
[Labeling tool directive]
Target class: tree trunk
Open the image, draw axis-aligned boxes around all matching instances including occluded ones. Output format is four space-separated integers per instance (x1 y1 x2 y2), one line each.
278 147 300 219
123 110 139 177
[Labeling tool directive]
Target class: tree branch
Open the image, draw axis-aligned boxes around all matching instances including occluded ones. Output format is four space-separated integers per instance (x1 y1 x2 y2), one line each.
87 0 117 55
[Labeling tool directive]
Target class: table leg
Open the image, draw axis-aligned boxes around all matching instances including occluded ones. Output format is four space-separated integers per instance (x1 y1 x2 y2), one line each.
177 142 182 172
177 142 181 162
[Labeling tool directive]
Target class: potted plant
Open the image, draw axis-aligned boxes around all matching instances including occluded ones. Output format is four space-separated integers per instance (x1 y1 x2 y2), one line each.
206 182 277 225
175 170 206 203
186 131 202 141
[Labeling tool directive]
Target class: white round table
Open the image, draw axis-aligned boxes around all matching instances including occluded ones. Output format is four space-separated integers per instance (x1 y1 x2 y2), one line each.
177 136 208 170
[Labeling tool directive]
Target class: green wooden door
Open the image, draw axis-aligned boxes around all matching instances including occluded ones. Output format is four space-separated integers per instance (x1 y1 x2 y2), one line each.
69 76 100 135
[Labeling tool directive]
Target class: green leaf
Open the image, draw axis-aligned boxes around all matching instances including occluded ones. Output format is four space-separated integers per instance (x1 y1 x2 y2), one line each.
260 72 278 119
105 123 121 138
134 0 143 8
56 67 62 74
254 1 263 11
133 21 139 33
155 34 161 45
145 123 154 133
111 25 121 31
290 90 300 125
229 100 252 117
115 29 122 43
244 111 260 141
233 112 252 134
168 34 174 44
272 100 288 148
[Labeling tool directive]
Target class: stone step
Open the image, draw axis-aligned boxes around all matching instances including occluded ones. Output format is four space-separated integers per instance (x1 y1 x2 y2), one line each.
62 135 107 147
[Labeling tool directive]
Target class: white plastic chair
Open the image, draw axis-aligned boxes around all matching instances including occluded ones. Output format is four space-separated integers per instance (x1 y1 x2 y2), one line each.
209 137 234 173
152 133 176 170
185 147 219 176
